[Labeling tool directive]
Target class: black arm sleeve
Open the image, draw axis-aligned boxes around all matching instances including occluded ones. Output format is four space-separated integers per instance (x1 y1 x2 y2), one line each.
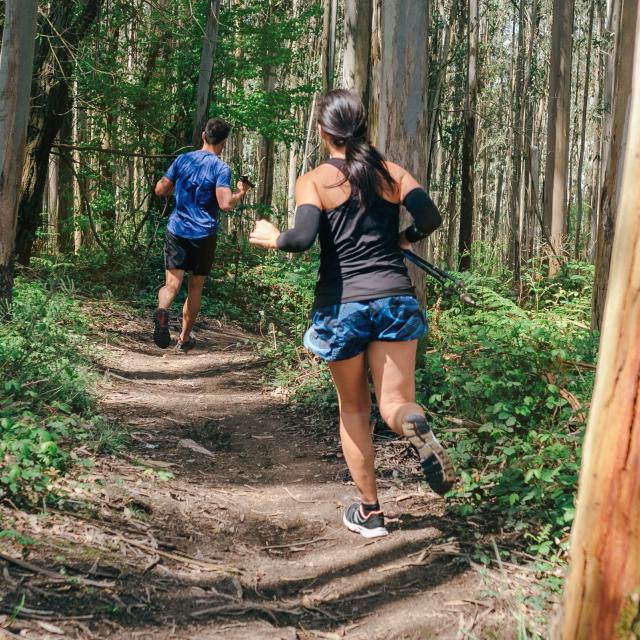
402 188 443 242
276 204 322 252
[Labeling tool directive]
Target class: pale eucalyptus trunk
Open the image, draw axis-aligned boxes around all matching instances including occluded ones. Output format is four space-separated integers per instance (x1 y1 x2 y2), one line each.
555 9 640 637
369 0 430 299
591 0 635 330
0 0 38 304
543 0 575 275
342 0 372 103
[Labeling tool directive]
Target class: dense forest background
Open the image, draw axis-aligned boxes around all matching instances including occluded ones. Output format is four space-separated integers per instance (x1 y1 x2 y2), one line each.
2 0 629 315
0 0 639 638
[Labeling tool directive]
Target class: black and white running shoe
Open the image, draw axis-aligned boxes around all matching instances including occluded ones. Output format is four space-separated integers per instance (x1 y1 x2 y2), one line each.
343 502 389 538
175 333 196 354
153 308 171 349
402 413 455 496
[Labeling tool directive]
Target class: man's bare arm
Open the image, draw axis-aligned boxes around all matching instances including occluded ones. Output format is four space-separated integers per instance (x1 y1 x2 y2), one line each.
216 181 250 212
155 176 174 197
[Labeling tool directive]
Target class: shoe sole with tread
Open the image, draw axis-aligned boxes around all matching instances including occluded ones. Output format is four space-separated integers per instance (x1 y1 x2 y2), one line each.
402 414 455 496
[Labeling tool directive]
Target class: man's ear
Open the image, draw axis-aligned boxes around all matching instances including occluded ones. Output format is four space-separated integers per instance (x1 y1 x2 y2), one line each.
202 131 206 143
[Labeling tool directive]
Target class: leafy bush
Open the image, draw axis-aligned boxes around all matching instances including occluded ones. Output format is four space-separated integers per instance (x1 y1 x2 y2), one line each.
421 262 597 553
0 280 94 503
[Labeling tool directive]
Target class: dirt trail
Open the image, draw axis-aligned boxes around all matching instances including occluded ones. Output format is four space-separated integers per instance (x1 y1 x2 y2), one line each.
1 309 522 640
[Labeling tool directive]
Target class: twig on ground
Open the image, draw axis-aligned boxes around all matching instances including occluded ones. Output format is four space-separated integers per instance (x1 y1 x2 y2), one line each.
259 533 338 551
120 538 241 574
190 601 299 625
283 487 315 504
0 553 114 589
376 548 430 572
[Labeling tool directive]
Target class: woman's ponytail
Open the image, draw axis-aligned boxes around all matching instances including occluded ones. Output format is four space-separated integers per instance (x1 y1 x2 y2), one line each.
318 90 395 212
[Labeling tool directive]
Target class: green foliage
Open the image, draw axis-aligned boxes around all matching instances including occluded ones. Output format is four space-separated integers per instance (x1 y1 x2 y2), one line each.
0 280 96 504
421 262 597 552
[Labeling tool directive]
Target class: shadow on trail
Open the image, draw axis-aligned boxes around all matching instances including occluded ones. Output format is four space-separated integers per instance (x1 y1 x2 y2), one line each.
1 520 471 635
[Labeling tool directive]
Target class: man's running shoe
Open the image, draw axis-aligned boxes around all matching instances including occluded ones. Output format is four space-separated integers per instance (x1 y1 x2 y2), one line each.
402 413 455 496
153 308 171 348
175 333 196 354
343 501 388 538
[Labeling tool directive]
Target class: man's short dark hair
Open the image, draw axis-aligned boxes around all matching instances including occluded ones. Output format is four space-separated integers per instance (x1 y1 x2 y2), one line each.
204 117 231 145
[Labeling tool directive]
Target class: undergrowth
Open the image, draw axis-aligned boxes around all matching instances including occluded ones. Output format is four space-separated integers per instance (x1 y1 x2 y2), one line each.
423 261 597 556
0 279 115 505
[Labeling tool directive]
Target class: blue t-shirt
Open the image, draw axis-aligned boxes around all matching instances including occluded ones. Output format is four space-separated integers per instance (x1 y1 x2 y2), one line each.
165 150 232 239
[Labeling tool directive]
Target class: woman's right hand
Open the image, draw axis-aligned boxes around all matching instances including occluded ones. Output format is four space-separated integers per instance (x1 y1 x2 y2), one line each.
249 219 281 250
398 230 412 251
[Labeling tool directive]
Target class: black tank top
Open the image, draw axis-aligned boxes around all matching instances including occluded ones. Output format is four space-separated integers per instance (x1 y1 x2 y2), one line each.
314 158 415 308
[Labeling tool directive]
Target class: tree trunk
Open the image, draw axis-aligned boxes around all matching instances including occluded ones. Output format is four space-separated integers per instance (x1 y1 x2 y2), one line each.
0 0 38 304
508 0 525 277
257 64 276 208
342 0 372 103
47 150 60 253
320 0 336 93
191 0 222 149
57 113 74 254
426 2 454 186
369 0 429 299
554 8 640 635
521 0 540 265
15 0 101 265
592 0 634 331
287 144 297 227
446 138 461 269
492 168 504 246
543 0 575 275
574 0 595 258
459 0 478 271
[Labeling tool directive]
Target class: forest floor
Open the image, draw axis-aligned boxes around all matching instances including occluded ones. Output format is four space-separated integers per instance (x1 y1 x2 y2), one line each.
0 306 549 640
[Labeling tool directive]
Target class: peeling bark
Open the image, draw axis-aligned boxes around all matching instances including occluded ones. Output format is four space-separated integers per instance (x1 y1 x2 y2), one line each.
555 7 640 637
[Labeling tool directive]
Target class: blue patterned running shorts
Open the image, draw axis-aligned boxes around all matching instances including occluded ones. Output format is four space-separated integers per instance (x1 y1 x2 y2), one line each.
303 295 428 362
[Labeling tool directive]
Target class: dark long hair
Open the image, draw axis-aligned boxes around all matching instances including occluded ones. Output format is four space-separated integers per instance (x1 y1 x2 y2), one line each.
317 89 395 212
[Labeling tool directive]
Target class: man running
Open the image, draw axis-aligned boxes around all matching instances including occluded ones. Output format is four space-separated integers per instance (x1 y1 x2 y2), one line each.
153 117 251 352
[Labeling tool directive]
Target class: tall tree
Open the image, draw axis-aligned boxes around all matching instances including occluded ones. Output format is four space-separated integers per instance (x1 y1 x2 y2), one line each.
543 0 575 275
0 0 38 304
15 0 101 265
459 0 479 271
508 0 526 276
574 0 596 258
320 0 338 93
592 0 635 330
192 0 222 149
342 0 372 103
555 6 640 635
369 0 429 298
257 65 276 206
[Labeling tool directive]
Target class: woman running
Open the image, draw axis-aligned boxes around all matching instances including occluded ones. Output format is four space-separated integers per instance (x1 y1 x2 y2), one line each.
249 89 455 538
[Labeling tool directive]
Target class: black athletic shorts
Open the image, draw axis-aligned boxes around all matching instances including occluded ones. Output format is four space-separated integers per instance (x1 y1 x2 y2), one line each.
164 230 217 276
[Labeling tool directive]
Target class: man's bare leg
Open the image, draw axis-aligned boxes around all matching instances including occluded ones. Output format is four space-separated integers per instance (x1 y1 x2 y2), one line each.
153 269 184 348
179 275 206 343
158 269 184 309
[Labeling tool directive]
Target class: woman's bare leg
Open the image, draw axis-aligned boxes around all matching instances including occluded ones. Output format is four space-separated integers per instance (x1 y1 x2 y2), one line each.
367 339 455 495
328 353 377 504
366 340 423 433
